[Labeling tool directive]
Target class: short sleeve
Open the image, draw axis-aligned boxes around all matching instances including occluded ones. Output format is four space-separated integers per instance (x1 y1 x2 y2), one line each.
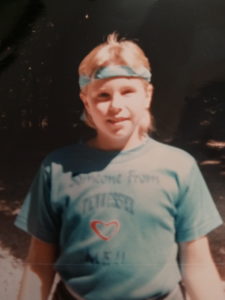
14 162 60 243
175 160 223 243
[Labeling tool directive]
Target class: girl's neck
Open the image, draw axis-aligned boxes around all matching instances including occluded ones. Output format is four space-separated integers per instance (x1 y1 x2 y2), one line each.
87 134 148 151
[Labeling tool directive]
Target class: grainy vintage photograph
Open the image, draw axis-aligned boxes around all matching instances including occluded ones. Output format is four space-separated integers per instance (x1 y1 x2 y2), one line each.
0 1 225 299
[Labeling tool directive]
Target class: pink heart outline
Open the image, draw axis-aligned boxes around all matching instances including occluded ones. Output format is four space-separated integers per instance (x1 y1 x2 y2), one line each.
90 220 121 241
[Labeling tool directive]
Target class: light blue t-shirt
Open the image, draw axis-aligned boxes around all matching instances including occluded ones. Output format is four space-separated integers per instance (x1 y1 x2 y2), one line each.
15 137 223 300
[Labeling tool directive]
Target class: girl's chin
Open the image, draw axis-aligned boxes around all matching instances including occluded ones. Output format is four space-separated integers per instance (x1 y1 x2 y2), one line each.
109 128 133 138
93 131 143 150
104 129 140 142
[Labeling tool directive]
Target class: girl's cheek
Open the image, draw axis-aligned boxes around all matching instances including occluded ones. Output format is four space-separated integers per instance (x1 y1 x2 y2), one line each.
97 102 109 112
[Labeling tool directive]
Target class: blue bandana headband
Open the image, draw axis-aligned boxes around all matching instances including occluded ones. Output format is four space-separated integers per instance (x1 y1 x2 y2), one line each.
79 65 151 89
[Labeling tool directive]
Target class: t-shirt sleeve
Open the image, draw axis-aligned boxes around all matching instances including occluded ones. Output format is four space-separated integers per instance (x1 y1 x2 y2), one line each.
14 162 60 243
175 160 223 243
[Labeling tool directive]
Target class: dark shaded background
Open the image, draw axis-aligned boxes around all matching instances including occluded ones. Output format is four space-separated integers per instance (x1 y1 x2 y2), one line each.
1 0 225 139
0 0 225 281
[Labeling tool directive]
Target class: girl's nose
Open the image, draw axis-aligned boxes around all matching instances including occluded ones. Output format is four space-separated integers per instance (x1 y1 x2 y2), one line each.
109 93 123 112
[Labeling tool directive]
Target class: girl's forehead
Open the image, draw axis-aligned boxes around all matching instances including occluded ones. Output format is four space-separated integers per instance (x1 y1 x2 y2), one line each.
89 77 144 90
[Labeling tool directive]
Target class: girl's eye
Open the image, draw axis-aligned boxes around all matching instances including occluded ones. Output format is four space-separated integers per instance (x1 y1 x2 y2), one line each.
122 89 135 96
97 92 110 99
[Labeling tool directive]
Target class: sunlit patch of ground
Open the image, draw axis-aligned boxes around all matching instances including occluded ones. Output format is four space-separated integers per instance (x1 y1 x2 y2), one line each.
0 199 20 216
0 242 58 300
200 160 221 165
206 140 225 149
0 246 23 300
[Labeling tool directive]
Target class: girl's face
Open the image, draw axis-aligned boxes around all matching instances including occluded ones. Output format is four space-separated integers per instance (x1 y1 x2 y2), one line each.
80 77 153 150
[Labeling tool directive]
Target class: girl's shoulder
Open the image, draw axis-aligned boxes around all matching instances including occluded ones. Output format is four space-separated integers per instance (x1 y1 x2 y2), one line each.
149 138 195 164
41 142 91 170
148 138 197 179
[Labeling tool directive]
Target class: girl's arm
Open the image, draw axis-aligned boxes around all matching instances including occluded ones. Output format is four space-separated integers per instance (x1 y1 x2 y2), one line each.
17 237 58 300
179 236 225 300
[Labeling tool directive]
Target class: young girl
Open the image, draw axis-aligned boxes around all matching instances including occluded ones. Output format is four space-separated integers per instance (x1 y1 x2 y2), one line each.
15 33 224 300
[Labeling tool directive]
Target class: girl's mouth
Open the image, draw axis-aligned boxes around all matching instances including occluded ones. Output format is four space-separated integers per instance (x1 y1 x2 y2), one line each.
108 118 129 124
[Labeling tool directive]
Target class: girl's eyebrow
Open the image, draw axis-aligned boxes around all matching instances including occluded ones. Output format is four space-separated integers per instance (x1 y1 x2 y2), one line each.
96 88 110 94
121 85 135 88
120 85 136 90
96 86 112 93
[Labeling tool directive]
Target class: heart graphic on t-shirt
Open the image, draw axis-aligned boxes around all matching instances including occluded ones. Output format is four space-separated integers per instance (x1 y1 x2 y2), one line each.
90 220 121 241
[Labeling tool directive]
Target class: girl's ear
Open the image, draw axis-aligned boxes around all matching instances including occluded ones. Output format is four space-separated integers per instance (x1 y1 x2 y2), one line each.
145 84 153 108
80 91 89 109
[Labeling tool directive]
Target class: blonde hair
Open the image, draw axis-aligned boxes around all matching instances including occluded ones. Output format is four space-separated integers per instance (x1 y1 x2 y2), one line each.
79 33 154 135
79 32 151 78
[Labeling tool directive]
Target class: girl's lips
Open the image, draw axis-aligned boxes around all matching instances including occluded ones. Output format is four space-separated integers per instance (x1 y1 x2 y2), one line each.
107 118 129 123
